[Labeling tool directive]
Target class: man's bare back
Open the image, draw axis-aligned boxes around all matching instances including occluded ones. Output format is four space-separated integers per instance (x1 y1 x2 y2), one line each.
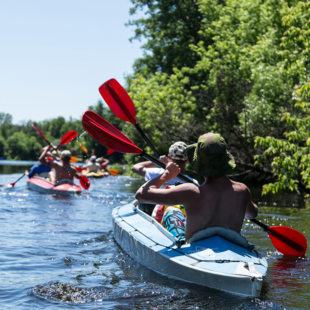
136 166 257 240
50 161 77 182
135 132 258 241
39 146 78 183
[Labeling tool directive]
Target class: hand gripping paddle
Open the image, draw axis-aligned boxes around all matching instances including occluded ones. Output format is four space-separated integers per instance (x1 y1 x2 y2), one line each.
82 110 307 256
99 78 160 158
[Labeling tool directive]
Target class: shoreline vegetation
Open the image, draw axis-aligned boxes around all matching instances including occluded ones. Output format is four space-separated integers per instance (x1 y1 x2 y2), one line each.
2 0 310 196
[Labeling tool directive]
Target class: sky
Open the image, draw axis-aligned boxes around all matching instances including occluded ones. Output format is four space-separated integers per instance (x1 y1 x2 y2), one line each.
0 0 145 124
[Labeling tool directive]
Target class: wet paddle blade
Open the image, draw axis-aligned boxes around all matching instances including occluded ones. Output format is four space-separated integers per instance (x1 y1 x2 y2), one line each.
106 149 114 155
268 226 307 256
109 169 119 176
74 166 83 173
80 143 88 153
59 130 78 146
0 183 14 188
70 156 78 163
82 111 142 155
31 124 46 140
99 79 136 125
79 175 90 190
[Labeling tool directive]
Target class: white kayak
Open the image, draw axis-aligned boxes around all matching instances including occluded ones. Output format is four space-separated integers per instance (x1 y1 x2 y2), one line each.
112 202 268 297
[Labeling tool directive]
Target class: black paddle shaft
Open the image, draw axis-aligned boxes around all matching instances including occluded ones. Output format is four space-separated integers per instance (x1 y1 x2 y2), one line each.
135 124 160 158
141 151 196 185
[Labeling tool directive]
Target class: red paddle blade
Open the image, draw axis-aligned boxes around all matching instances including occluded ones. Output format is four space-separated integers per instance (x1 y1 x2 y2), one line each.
0 183 14 188
82 111 142 155
99 78 137 125
79 175 90 190
46 157 54 161
75 167 83 173
268 226 307 256
31 124 46 140
59 130 78 146
106 149 114 155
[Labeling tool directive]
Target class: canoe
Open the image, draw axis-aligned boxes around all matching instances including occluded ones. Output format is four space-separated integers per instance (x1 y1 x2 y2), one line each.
82 170 109 178
27 176 82 196
112 202 268 297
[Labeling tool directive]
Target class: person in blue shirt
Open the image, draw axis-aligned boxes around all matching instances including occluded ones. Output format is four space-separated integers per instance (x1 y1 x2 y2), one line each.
25 164 52 179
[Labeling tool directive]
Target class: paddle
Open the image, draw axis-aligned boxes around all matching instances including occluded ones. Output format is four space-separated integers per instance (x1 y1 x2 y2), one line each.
109 169 119 176
106 149 114 155
82 111 307 256
99 78 160 158
79 175 90 190
80 143 88 153
32 124 78 148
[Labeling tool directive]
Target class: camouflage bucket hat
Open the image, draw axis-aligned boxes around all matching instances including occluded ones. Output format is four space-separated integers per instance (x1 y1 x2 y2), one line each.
186 133 235 178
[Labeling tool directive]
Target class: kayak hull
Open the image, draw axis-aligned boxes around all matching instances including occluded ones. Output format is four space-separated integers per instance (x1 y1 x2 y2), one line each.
112 203 268 297
27 177 82 196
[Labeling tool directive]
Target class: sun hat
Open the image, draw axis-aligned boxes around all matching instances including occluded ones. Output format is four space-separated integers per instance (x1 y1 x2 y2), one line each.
169 142 188 161
60 150 71 159
186 133 235 178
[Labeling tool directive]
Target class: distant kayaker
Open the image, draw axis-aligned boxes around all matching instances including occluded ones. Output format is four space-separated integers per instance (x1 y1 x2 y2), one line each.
82 155 101 173
135 133 258 243
39 146 80 185
96 157 110 172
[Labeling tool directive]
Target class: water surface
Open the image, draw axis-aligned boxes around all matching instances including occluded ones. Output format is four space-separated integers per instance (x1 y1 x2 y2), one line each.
0 161 309 309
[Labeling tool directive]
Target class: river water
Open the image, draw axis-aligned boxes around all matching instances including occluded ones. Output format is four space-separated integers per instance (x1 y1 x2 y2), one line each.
0 161 309 309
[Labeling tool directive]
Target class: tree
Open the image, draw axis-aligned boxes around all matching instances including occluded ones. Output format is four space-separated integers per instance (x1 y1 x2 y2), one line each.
254 1 310 195
127 0 204 78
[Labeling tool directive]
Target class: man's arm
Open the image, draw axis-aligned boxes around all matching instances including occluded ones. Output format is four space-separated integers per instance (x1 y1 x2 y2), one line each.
245 188 258 219
132 156 168 177
39 144 57 168
135 162 198 206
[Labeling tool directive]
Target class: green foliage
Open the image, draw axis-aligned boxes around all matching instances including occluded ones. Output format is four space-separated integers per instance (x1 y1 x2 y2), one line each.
0 102 124 162
254 1 310 195
127 0 204 78
124 0 310 192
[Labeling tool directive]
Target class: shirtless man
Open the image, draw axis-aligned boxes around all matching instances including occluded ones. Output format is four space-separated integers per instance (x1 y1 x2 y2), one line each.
39 145 79 185
135 133 258 241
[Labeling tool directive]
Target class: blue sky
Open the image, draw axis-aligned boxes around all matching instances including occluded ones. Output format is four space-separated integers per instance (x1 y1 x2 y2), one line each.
0 0 145 123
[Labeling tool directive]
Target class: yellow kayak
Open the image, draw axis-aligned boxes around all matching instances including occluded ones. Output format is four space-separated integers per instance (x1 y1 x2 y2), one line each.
82 170 109 178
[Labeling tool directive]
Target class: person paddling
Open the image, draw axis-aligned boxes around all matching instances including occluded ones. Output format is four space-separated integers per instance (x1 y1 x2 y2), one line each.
135 133 258 244
82 155 101 173
132 142 198 215
39 145 80 185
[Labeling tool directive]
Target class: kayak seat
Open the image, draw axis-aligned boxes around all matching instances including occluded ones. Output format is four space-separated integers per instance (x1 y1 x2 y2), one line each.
187 226 255 251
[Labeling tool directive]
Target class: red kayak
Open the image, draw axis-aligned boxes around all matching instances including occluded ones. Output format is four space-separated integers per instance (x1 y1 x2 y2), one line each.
27 177 82 196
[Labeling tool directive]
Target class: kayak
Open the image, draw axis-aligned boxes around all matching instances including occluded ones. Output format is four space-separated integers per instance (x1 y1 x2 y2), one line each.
82 170 109 178
112 202 268 297
27 177 82 196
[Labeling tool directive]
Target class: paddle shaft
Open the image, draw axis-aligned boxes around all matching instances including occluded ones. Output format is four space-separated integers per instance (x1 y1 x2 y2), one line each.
13 173 26 184
135 124 160 158
141 150 196 184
